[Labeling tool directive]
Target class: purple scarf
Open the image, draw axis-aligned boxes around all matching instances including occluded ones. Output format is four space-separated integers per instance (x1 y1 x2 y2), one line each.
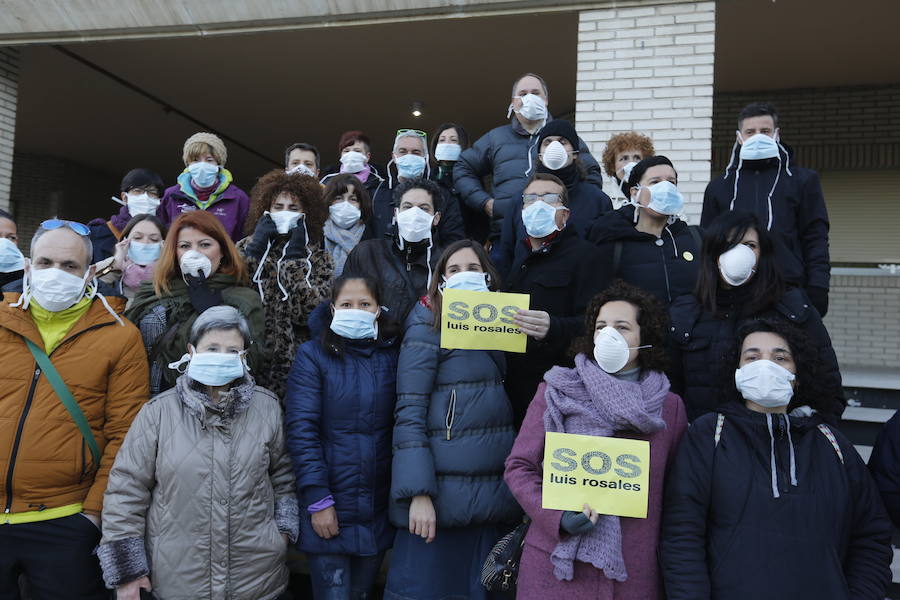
542 353 669 582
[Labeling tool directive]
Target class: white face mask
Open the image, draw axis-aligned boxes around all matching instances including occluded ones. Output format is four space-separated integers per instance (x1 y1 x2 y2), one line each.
442 271 489 293
395 206 434 244
286 164 316 177
172 351 246 387
718 243 757 286
621 161 638 183
269 210 302 234
735 359 795 408
126 192 161 217
0 238 25 273
738 132 780 161
434 143 462 162
180 250 212 279
540 141 570 171
329 201 362 230
513 93 547 122
340 151 368 174
29 267 90 312
593 325 650 374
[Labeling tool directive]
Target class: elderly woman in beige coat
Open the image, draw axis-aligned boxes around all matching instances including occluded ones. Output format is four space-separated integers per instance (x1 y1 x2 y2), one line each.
97 306 298 600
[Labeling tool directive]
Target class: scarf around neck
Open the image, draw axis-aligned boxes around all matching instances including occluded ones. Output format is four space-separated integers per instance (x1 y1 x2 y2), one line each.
542 353 669 582
324 219 365 276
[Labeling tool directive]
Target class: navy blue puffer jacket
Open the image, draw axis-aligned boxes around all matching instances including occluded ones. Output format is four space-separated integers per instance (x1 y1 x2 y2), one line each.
284 314 399 555
390 303 521 528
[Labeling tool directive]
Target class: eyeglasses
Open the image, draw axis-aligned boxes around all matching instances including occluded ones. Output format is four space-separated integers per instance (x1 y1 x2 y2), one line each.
397 129 427 138
522 193 563 206
127 187 161 198
40 219 90 236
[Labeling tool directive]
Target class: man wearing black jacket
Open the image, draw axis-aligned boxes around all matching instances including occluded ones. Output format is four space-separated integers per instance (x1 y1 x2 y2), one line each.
504 173 604 425
701 102 831 315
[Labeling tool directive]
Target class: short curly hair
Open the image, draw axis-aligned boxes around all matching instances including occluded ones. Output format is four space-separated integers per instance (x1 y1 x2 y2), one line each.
245 169 327 243
601 132 655 180
569 280 670 372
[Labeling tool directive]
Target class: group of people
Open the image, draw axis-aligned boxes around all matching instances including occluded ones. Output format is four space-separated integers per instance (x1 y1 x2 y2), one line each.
0 70 895 600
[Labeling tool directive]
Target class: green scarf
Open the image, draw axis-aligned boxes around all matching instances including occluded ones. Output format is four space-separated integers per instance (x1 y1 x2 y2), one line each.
126 274 268 390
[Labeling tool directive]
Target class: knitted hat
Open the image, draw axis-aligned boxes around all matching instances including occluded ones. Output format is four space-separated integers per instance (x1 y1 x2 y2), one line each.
183 132 227 166
538 119 579 150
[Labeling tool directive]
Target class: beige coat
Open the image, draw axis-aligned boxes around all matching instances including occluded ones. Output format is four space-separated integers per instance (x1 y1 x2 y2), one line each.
98 374 298 600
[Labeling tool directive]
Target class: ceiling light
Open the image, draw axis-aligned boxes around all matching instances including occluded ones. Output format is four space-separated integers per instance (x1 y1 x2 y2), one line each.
411 101 424 118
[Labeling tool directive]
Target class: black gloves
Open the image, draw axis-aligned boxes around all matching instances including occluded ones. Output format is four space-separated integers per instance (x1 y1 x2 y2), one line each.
560 511 596 536
244 214 278 260
804 286 829 317
283 218 310 261
185 273 223 313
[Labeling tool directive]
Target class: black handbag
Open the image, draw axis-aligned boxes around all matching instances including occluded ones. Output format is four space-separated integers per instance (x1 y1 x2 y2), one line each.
480 517 531 592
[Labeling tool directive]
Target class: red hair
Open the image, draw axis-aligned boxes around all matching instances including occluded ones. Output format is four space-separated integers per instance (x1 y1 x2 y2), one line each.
153 211 247 295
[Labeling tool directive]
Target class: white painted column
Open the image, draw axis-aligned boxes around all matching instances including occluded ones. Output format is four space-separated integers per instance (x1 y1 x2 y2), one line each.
0 48 19 213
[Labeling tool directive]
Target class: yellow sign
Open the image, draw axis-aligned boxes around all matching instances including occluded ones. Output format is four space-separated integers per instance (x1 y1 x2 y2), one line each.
440 289 530 353
541 431 650 519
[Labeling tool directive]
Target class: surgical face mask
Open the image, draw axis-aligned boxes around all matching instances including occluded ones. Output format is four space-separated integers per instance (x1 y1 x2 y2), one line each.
330 308 378 340
434 143 462 162
180 250 212 279
735 359 795 408
514 93 547 122
270 210 302 234
340 151 368 174
395 154 427 179
395 206 434 243
0 238 24 273
126 192 161 217
593 326 650 374
286 163 316 177
621 161 638 183
29 267 89 312
186 351 246 387
187 161 220 188
521 200 563 239
718 243 757 286
637 180 684 216
443 271 489 293
540 141 570 171
329 201 362 230
127 241 161 266
739 133 779 161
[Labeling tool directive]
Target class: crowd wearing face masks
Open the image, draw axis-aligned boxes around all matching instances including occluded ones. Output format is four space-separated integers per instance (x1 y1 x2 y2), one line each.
1 85 893 600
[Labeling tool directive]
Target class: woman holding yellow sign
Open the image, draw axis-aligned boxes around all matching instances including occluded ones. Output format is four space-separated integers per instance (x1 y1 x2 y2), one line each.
504 281 687 598
385 240 521 600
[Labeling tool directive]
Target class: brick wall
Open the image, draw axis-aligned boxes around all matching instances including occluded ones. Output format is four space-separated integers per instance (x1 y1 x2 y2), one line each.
0 48 19 213
824 272 900 369
575 0 714 222
712 85 900 172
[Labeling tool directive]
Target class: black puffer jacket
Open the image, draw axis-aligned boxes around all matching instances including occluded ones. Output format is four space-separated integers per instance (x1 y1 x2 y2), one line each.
661 401 893 600
587 205 701 305
701 145 830 298
342 236 441 324
369 178 465 246
868 411 900 528
503 227 605 424
667 286 843 421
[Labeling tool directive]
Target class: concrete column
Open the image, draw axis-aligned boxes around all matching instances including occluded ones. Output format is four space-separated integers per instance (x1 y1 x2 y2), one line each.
575 1 715 222
0 47 19 213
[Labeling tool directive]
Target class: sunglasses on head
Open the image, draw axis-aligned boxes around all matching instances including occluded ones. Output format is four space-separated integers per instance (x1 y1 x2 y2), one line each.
397 129 427 138
41 219 90 236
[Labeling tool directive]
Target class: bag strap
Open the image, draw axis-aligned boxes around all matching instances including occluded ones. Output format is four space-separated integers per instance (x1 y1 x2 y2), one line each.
817 423 844 464
24 338 101 469
714 413 725 447
687 225 702 251
612 241 623 275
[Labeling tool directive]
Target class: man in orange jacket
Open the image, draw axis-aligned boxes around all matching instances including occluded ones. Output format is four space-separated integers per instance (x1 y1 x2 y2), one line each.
0 219 148 599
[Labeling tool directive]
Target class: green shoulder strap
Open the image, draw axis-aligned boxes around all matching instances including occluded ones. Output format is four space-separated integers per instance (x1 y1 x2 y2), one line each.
24 338 101 469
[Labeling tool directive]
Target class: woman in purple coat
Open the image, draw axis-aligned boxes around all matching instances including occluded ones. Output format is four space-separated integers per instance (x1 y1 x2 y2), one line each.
504 280 687 599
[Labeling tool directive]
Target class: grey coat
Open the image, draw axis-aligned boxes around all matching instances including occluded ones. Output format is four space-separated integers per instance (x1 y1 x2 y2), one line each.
98 374 299 600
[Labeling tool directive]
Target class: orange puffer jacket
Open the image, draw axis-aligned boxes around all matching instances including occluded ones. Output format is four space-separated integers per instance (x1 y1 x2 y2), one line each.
0 293 149 516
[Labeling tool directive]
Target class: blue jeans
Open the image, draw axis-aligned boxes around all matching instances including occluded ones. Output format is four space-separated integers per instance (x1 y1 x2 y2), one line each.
307 552 385 600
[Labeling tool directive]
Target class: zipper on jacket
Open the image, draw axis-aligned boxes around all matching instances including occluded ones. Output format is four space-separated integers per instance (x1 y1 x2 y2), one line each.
659 245 672 303
5 367 41 514
445 389 457 441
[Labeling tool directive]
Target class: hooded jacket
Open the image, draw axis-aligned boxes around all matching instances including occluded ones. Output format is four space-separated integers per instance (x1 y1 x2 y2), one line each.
453 116 603 237
587 205 701 305
867 411 900 528
98 375 298 600
369 178 465 247
667 286 843 421
0 293 148 516
87 204 132 264
701 145 830 294
661 402 893 600
390 302 520 528
342 236 441 324
157 168 250 241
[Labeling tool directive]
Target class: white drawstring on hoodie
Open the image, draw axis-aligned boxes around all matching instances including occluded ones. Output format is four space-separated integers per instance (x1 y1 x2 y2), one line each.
765 413 798 499
251 217 312 304
726 139 794 232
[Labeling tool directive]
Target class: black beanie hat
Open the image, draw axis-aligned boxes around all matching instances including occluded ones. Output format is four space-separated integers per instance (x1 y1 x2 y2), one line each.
627 155 676 188
538 119 579 150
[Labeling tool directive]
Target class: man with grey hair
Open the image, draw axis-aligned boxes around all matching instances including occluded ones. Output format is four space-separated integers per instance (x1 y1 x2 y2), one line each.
454 72 604 246
0 218 148 598
369 129 464 244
